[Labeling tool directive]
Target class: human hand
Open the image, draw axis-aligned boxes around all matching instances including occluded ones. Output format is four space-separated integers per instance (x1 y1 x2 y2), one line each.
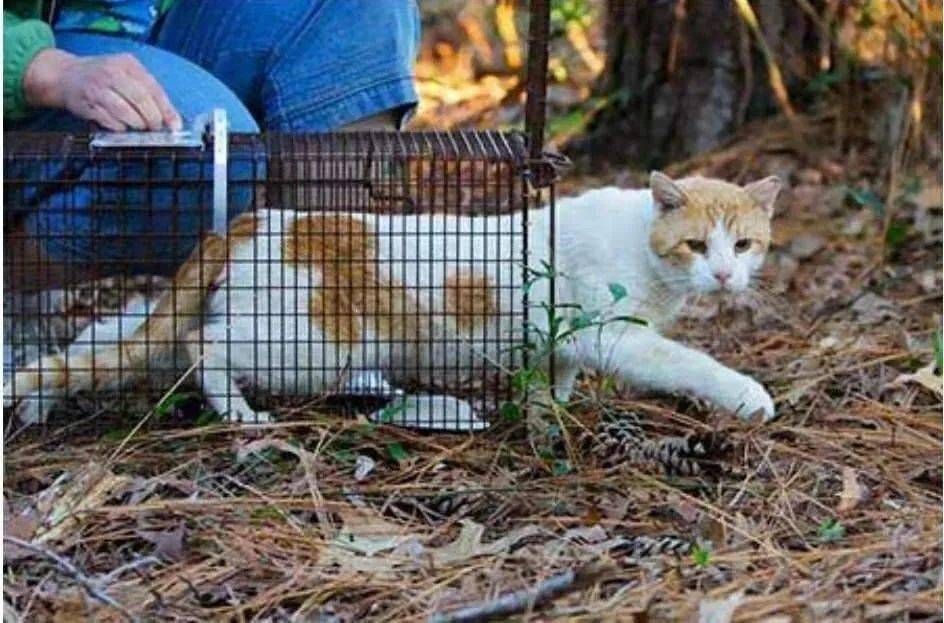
23 48 182 131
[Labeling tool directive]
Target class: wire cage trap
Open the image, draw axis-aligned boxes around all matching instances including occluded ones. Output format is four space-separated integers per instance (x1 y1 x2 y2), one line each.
3 2 560 434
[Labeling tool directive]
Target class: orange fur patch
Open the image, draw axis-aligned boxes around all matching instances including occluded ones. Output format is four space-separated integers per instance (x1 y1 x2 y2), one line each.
649 177 772 265
227 213 261 244
444 270 497 330
285 215 420 344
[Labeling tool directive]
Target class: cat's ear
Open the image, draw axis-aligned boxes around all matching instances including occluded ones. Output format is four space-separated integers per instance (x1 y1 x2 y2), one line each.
650 171 686 212
743 176 782 216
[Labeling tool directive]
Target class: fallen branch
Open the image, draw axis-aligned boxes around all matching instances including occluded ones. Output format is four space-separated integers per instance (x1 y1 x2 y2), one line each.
3 536 138 622
428 561 610 623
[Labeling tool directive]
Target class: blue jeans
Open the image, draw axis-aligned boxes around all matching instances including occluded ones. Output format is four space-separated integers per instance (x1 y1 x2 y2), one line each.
7 0 420 275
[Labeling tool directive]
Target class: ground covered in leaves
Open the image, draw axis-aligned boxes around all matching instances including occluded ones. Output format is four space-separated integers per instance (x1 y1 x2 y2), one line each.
4 112 941 622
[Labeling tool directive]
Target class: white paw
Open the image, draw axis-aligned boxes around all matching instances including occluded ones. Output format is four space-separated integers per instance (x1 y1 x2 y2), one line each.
7 390 56 426
2 380 15 409
370 395 489 432
726 376 775 422
225 409 272 424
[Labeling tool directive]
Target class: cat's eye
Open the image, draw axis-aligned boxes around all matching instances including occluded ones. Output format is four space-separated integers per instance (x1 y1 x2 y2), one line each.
685 239 707 254
734 238 752 253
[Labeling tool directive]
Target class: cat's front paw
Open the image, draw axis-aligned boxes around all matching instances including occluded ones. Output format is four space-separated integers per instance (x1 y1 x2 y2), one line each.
720 375 775 422
225 409 272 424
2 380 16 409
5 391 55 426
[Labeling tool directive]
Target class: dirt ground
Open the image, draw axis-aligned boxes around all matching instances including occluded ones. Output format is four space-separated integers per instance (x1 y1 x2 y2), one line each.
3 108 941 622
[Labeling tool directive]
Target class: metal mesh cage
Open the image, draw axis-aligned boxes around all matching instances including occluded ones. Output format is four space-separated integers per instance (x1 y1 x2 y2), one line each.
3 129 549 432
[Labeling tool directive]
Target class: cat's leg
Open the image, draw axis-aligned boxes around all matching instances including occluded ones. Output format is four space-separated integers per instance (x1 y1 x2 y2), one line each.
183 329 271 424
548 353 582 403
578 325 775 421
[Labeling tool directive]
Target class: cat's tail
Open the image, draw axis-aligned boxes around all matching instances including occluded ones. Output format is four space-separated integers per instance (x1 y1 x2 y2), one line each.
3 234 229 407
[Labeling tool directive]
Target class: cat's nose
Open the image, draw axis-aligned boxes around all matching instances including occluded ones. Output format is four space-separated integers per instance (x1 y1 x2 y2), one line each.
714 270 731 286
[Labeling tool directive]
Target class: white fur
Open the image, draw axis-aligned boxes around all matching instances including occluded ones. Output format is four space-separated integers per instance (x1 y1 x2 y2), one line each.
6 187 776 428
537 187 775 420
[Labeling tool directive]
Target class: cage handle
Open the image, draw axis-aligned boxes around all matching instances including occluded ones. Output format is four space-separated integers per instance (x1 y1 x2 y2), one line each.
524 0 551 162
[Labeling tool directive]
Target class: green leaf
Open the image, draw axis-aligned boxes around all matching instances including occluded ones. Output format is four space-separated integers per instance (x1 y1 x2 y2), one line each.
511 368 548 393
500 401 523 423
884 221 909 249
102 427 133 443
818 518 845 542
377 400 407 424
609 314 650 327
691 544 712 568
512 369 532 393
569 310 600 332
195 409 222 427
331 449 356 465
608 282 628 303
386 442 410 463
155 392 192 418
552 459 572 476
846 186 885 217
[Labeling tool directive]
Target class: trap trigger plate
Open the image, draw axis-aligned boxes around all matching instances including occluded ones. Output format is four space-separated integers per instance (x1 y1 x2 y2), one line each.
90 130 204 149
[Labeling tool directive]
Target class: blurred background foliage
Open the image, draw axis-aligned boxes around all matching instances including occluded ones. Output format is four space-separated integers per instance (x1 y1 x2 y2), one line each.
413 0 941 180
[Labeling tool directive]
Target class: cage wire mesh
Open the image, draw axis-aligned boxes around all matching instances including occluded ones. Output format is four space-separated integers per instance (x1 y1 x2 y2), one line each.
3 129 556 432
3 0 558 434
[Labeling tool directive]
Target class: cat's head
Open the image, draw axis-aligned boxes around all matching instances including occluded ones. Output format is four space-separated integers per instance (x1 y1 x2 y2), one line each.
648 172 781 294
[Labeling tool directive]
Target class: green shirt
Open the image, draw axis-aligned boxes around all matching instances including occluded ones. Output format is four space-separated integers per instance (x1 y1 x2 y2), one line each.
4 0 53 120
3 0 177 120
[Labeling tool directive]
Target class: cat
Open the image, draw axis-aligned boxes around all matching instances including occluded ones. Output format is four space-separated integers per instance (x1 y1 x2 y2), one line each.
3 171 781 429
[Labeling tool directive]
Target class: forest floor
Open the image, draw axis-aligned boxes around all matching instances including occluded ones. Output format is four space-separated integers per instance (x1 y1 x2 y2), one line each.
3 112 941 622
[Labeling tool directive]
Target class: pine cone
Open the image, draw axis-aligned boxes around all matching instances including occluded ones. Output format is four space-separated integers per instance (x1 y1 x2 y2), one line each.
584 415 732 476
608 534 693 561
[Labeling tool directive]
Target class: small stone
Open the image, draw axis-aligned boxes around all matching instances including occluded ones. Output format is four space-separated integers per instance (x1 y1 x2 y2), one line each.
842 211 873 237
914 269 942 294
796 167 824 185
852 292 900 324
354 455 376 481
788 233 826 259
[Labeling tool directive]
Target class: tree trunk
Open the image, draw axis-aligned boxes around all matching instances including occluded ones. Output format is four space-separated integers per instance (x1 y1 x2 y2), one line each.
568 0 822 167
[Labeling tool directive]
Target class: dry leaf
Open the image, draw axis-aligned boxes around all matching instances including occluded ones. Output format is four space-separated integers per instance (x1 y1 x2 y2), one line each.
851 293 900 324
35 463 133 544
333 504 416 556
837 466 868 513
137 521 186 561
429 520 541 566
3 507 39 561
698 591 745 623
890 363 942 396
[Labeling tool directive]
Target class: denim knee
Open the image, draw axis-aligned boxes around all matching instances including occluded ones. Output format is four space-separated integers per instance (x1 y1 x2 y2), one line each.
23 145 265 276
262 0 421 130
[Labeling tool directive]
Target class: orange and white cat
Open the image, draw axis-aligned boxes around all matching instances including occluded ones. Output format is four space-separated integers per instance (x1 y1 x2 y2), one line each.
3 172 781 429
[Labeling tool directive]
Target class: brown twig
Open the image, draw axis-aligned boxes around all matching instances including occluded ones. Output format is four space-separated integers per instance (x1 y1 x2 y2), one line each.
3 536 138 622
428 561 611 623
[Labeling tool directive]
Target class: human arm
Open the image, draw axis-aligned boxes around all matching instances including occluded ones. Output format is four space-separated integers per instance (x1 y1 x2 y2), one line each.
4 9 54 120
22 47 182 131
